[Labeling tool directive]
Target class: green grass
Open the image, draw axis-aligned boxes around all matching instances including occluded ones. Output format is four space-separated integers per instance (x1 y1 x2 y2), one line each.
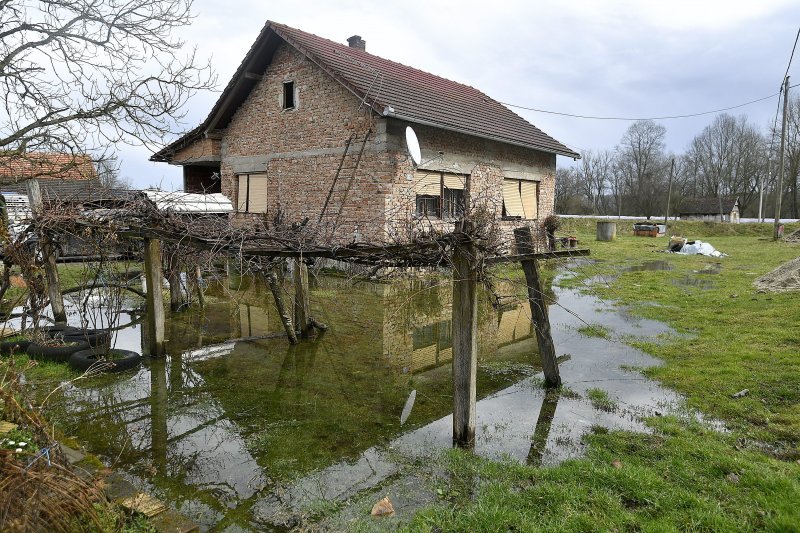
402 221 800 531
586 388 618 412
576 323 612 340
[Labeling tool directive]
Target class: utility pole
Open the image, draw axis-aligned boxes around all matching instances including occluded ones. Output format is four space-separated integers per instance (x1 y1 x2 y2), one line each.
664 158 674 226
775 76 789 240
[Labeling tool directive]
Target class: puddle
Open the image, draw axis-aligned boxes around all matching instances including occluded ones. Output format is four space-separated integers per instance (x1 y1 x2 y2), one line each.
624 260 674 272
695 263 723 275
671 276 716 290
28 268 690 530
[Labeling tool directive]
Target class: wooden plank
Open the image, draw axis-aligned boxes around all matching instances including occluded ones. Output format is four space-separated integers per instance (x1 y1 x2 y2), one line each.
514 227 561 388
452 220 478 448
118 492 168 517
26 179 66 323
143 238 165 356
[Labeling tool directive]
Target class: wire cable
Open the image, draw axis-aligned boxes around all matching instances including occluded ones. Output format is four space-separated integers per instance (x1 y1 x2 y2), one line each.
500 91 783 121
782 25 800 83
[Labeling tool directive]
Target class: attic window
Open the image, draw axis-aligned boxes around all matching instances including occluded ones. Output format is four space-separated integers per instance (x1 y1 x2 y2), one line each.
282 81 295 110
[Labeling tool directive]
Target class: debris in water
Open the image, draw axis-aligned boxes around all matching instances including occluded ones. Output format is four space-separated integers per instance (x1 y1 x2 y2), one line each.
731 389 749 399
371 496 395 517
400 390 416 425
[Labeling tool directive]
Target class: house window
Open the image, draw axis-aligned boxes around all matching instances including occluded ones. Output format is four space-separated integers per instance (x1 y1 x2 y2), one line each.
282 81 295 110
502 178 538 219
236 173 268 213
416 195 440 217
413 171 467 218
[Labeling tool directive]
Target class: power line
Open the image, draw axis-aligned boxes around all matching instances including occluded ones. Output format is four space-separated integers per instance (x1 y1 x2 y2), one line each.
500 91 785 121
782 25 800 82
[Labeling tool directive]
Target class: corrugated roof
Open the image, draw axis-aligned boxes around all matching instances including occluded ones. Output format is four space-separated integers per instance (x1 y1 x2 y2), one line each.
679 196 738 215
152 21 579 161
143 190 233 213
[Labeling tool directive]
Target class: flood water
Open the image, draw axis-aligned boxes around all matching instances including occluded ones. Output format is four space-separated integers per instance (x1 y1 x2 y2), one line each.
37 266 685 530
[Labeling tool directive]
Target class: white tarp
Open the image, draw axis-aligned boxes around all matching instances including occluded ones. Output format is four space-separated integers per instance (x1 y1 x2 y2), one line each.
143 190 233 214
676 240 727 257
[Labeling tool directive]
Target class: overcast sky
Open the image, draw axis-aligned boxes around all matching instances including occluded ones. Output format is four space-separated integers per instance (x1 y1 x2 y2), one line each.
124 0 800 190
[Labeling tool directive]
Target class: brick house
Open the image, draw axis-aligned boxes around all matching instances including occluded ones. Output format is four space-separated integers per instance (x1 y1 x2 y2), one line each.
151 22 578 245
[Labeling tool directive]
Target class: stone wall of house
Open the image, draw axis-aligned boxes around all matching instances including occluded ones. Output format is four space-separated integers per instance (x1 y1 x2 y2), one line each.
218 43 395 243
383 121 557 251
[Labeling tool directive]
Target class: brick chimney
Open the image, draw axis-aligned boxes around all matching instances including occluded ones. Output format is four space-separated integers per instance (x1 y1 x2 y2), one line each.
347 35 366 51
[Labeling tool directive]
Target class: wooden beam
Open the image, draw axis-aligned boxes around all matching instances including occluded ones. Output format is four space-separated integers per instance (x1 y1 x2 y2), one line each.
514 227 561 388
452 220 479 448
26 179 66 323
143 237 166 356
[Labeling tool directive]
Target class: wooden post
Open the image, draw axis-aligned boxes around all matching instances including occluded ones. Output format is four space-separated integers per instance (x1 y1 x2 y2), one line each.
143 237 165 356
293 259 314 338
194 266 205 309
266 266 297 345
26 179 66 323
166 253 185 312
452 219 479 448
514 226 561 388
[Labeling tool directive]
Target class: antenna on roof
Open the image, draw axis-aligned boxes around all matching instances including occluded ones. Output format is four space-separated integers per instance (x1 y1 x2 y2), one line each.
405 126 421 166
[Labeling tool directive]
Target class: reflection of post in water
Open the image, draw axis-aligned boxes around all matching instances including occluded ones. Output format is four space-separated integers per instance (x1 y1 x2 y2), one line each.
527 388 560 467
150 357 169 475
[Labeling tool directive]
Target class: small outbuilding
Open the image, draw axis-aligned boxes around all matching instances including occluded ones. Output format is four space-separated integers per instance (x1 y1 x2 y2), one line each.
679 196 739 223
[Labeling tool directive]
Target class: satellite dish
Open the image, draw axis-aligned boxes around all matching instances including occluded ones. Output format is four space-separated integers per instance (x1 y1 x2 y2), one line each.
405 126 422 165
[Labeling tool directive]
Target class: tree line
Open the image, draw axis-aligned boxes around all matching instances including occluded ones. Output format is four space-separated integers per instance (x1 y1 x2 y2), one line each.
556 99 800 219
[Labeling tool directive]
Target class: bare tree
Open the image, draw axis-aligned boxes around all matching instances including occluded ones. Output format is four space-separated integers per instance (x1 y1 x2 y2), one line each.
96 157 132 189
576 149 614 214
684 114 766 215
782 96 800 218
554 166 580 214
615 120 669 217
0 0 214 179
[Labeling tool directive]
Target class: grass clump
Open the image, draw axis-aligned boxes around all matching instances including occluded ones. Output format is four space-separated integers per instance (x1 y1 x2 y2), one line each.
586 388 618 412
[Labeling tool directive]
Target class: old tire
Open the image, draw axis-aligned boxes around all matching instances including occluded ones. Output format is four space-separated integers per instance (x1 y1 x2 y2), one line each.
27 340 90 362
0 339 31 355
64 329 111 348
40 324 81 338
69 348 141 373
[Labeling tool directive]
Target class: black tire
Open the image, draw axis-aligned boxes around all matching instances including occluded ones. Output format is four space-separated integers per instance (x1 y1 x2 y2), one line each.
69 348 141 373
64 329 111 348
40 324 81 338
27 340 90 362
0 339 30 355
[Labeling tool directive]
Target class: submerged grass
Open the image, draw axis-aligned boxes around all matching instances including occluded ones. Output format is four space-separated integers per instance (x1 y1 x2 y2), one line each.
402 221 800 530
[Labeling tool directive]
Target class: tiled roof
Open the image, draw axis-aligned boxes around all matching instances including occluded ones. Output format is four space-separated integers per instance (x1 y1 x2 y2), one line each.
152 21 579 161
0 152 97 182
679 196 738 215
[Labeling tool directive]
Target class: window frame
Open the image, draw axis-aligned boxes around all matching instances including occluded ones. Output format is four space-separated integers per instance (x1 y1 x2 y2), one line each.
414 171 468 219
236 173 268 214
282 80 296 111
502 178 539 220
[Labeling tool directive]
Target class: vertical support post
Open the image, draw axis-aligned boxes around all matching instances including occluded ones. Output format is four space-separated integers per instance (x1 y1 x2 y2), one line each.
452 219 478 448
267 265 298 345
143 237 165 356
166 252 185 312
514 226 561 388
194 266 205 309
293 259 313 338
26 179 66 323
